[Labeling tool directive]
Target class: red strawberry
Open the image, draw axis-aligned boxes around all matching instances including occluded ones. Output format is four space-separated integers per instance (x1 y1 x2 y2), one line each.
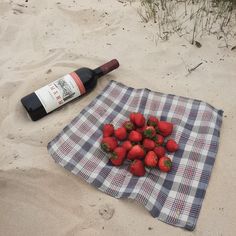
129 160 146 177
143 126 156 139
110 147 127 166
134 113 146 127
147 116 159 128
122 140 133 151
102 124 114 137
128 130 142 142
127 145 145 160
166 139 179 152
144 151 158 168
114 127 127 141
158 156 172 172
157 121 173 137
153 146 166 158
129 112 136 123
101 137 118 152
136 125 146 134
122 121 135 132
143 138 155 150
156 134 164 146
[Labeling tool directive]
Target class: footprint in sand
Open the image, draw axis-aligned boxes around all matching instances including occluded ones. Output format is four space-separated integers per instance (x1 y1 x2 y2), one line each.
12 50 83 72
58 7 104 27
13 49 64 72
0 168 86 235
57 7 120 34
0 1 11 16
0 24 19 43
99 204 115 220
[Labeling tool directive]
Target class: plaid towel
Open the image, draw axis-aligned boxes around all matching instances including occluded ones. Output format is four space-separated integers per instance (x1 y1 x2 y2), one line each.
47 80 223 231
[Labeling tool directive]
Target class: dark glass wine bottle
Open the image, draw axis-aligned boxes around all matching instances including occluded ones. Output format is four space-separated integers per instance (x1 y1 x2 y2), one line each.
21 59 119 121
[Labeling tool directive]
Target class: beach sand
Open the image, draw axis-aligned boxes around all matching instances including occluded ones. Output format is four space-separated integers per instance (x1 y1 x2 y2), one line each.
0 0 236 235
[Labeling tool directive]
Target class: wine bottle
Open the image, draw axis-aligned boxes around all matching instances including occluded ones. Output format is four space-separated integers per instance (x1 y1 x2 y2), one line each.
21 59 119 121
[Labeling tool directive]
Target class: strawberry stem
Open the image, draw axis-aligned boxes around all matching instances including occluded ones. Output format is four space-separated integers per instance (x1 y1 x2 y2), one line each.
101 143 109 152
164 160 172 168
148 121 156 127
110 152 117 159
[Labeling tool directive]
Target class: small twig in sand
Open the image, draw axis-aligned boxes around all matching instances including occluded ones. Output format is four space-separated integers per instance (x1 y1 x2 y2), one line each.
186 62 203 76
17 4 26 7
13 8 23 14
231 45 236 51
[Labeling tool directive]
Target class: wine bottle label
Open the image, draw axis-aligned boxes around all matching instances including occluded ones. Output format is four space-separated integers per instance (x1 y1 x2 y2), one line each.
35 72 85 113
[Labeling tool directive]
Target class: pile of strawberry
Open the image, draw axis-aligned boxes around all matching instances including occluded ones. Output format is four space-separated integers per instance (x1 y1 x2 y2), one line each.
100 113 179 177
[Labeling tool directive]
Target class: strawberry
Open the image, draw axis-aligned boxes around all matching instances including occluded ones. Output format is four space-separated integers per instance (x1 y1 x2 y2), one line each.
109 147 127 166
144 151 158 168
101 137 118 152
128 130 142 143
155 134 164 146
147 116 159 128
143 138 155 150
153 146 166 158
136 125 146 134
134 113 146 127
158 156 172 172
166 139 179 152
157 121 173 137
129 112 136 123
129 160 146 177
143 126 156 139
122 121 135 132
127 145 145 160
114 127 127 141
102 124 114 137
122 140 133 151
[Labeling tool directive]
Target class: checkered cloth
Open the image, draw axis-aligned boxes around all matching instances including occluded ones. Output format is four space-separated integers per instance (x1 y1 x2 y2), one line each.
47 80 223 230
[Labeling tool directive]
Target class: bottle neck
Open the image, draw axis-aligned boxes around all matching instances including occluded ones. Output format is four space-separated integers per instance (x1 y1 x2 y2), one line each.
93 59 119 79
93 67 104 79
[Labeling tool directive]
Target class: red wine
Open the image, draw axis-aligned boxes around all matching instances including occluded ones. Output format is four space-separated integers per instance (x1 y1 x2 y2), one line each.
21 59 119 121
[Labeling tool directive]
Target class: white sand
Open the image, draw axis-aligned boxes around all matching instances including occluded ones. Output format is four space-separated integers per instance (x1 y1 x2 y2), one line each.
0 0 236 235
